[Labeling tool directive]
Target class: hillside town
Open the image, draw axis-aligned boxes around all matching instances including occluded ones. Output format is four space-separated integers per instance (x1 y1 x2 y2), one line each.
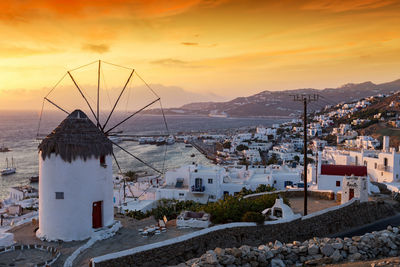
2 90 400 266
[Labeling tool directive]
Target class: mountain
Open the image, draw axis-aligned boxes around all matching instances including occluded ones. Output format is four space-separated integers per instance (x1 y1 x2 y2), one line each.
150 79 400 117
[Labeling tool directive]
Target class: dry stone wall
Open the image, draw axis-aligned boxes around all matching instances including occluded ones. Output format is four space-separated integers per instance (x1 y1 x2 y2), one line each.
92 200 395 267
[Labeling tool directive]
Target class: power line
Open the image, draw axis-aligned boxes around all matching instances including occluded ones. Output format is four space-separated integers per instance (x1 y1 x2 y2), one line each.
291 94 319 216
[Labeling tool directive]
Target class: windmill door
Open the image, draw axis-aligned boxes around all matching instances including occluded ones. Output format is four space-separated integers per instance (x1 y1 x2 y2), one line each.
92 201 103 228
349 189 354 201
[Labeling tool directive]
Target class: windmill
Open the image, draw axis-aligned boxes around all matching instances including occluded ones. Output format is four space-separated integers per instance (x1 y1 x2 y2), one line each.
37 60 170 202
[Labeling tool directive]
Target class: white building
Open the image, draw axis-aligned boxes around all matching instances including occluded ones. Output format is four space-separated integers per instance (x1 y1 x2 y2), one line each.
323 136 400 183
37 110 114 241
8 186 38 202
243 150 262 164
344 136 380 150
308 164 368 193
341 175 368 204
156 163 302 203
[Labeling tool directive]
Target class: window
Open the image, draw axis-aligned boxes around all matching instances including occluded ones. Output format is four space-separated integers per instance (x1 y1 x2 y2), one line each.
223 191 229 196
179 193 184 197
55 192 64 199
209 195 216 199
208 178 213 184
375 163 377 169
336 181 341 187
100 155 106 167
364 161 367 166
384 158 388 167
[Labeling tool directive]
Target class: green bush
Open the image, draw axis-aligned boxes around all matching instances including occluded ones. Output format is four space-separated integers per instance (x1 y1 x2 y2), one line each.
242 211 265 224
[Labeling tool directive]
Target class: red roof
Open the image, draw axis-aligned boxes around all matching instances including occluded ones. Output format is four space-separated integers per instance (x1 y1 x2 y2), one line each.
320 164 367 176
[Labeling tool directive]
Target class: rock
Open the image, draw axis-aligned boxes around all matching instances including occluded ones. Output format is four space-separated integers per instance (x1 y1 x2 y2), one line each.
249 261 259 267
265 250 274 259
387 225 393 231
225 248 242 258
299 246 307 253
332 242 343 250
240 245 251 255
393 227 399 234
308 245 319 255
352 236 361 242
257 253 267 263
330 249 342 262
186 258 200 265
293 241 301 246
348 252 361 261
274 240 283 249
321 244 334 257
220 255 235 265
258 245 267 251
341 250 347 259
271 258 286 267
348 245 358 254
204 250 218 265
214 247 225 257
304 257 332 265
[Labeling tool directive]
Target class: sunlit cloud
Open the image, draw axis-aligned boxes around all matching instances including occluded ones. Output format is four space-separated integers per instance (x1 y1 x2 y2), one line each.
81 43 110 54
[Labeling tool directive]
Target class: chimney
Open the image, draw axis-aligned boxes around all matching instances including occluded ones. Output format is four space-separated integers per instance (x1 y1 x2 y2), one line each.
383 136 390 152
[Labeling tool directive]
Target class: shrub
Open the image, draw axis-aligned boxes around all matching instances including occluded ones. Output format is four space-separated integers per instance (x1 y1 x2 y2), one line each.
242 211 265 224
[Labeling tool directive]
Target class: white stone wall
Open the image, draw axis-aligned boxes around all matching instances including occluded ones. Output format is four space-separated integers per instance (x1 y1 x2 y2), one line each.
37 152 114 241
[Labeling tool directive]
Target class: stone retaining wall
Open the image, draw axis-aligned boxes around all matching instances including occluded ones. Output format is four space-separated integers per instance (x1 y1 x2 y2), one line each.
91 200 394 267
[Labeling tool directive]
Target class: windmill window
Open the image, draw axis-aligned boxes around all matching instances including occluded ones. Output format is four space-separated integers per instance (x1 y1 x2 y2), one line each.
336 181 341 187
55 192 64 199
100 155 106 167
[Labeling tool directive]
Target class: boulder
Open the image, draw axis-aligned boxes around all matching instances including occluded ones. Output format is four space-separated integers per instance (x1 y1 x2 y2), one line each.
321 244 334 257
307 245 319 255
270 258 285 267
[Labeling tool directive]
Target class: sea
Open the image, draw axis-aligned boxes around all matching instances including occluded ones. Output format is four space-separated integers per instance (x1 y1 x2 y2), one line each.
0 110 289 199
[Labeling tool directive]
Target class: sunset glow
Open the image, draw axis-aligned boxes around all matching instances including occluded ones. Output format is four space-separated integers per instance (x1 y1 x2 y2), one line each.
1 0 400 110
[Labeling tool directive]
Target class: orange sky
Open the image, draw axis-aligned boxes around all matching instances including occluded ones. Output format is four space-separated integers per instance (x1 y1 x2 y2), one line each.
1 0 400 110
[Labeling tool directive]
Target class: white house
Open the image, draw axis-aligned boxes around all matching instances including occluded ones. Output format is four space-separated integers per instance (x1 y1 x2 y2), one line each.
8 186 38 202
37 110 114 241
323 137 400 183
341 175 368 204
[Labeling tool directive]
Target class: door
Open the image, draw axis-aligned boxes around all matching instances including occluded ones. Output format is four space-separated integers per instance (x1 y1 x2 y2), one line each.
92 201 102 229
349 189 354 201
195 178 202 189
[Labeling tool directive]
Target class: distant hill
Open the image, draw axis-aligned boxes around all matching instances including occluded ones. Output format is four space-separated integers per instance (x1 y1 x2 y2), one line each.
148 79 400 117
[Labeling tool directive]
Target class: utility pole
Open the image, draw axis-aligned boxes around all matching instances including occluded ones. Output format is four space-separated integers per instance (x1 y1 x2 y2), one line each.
291 94 319 215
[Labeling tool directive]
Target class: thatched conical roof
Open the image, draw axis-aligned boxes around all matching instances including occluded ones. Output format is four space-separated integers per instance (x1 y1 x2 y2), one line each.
39 110 113 162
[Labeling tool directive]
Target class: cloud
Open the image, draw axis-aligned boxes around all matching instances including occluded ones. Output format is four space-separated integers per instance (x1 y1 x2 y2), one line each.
0 44 59 57
181 42 198 46
301 0 398 12
151 58 193 67
81 43 110 54
0 0 228 22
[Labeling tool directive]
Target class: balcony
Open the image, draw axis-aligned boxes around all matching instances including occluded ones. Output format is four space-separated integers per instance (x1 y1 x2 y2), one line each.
377 164 392 172
191 185 205 193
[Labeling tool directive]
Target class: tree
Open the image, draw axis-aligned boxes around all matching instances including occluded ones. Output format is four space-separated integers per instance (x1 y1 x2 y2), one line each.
236 144 249 151
124 170 138 182
267 154 278 165
223 141 231 149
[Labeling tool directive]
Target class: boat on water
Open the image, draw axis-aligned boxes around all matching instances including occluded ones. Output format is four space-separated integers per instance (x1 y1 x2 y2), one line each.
108 135 123 144
0 145 11 153
208 111 228 118
166 135 175 145
1 157 16 176
156 137 166 146
29 176 39 183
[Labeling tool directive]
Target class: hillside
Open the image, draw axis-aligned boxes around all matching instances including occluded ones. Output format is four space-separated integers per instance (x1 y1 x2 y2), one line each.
148 79 400 117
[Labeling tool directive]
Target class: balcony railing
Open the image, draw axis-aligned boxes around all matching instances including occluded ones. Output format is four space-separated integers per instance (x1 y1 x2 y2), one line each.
191 185 205 193
377 164 392 172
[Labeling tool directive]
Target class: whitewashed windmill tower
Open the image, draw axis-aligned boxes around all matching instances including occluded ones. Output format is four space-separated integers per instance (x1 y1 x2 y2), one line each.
36 60 168 241
37 109 114 241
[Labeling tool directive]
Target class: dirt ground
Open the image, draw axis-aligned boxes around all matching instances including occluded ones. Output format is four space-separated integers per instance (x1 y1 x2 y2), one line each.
0 249 54 267
288 196 338 215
